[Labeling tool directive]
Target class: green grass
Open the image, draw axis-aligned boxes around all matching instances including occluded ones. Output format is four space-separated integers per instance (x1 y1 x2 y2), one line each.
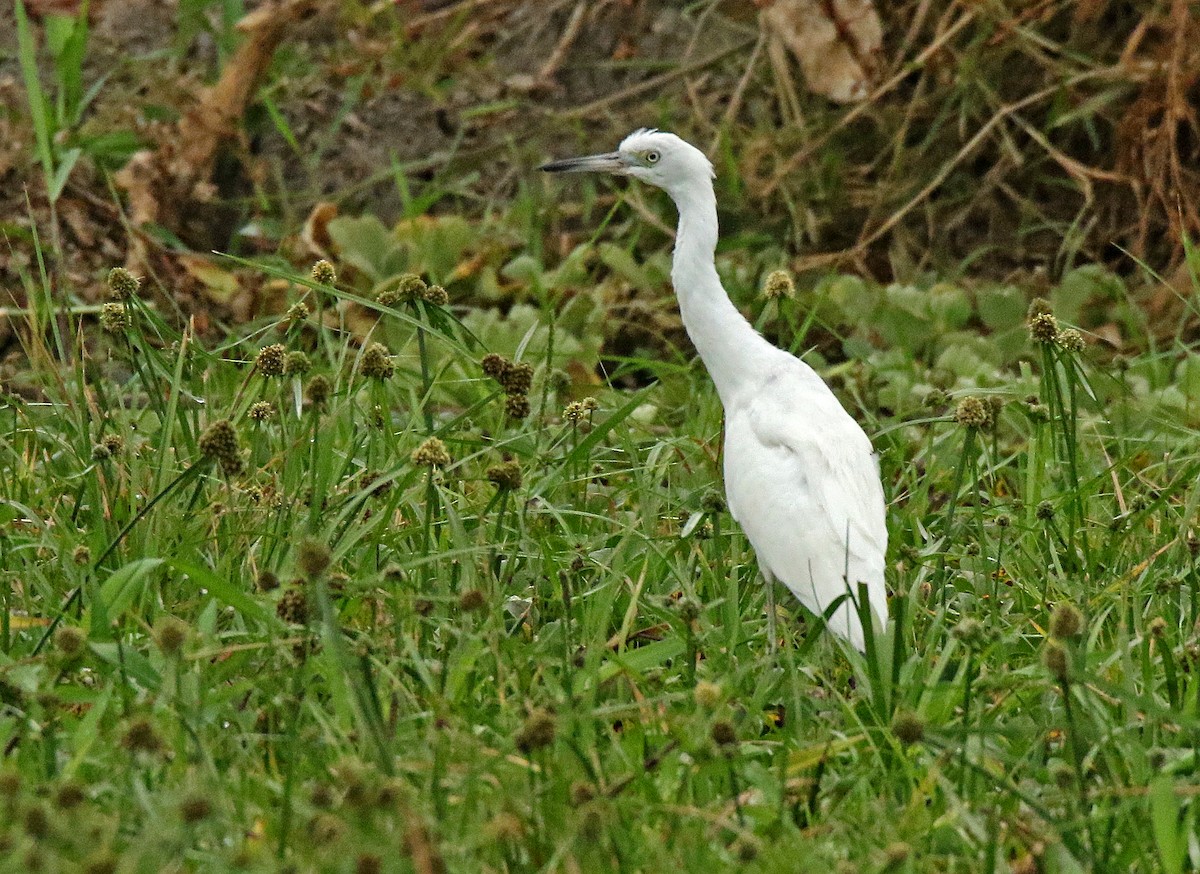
2 208 1200 873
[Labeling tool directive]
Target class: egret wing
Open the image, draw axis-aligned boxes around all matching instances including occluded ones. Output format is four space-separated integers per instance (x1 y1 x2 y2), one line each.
723 364 887 648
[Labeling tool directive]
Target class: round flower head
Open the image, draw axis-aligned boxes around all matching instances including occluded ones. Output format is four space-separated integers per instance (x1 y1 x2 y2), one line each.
954 396 990 429
360 343 395 380
306 374 332 410
762 269 796 300
505 395 531 420
256 344 287 377
107 267 141 300
1029 312 1059 344
481 353 509 379
284 351 311 375
411 437 451 468
423 284 449 306
486 460 522 490
311 260 336 285
100 302 128 333
198 419 244 477
397 274 427 302
500 362 534 396
1055 328 1084 352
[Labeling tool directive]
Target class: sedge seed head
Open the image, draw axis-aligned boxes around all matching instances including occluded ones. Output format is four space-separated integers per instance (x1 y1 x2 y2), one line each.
515 708 556 754
563 401 586 423
120 717 163 754
1036 501 1055 521
1029 312 1059 344
954 396 990 429
504 394 531 420
499 361 534 396
106 267 141 300
248 401 275 422
100 302 128 333
53 626 87 659
1049 603 1084 639
398 273 427 301
285 300 310 324
284 350 311 376
276 586 310 625
153 616 189 656
952 617 986 648
256 343 287 377
306 374 332 410
1148 616 1168 638
1043 640 1070 682
411 437 451 468
458 589 487 613
297 538 332 579
311 260 336 285
72 544 91 565
360 343 395 380
1055 328 1085 352
1027 297 1053 318
486 460 522 491
710 720 737 747
102 434 125 455
762 269 796 300
179 795 212 824
891 710 925 746
423 284 448 306
198 419 243 477
693 680 722 709
481 353 509 379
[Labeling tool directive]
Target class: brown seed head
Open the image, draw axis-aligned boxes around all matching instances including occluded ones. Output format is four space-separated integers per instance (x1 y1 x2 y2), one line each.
486 460 522 491
481 353 509 379
515 708 556 753
297 538 332 579
710 720 737 747
762 269 796 300
1043 640 1070 682
891 710 925 746
1049 603 1084 639
54 625 87 659
954 396 990 429
411 437 451 468
504 394 531 420
198 419 243 477
256 343 287 377
306 374 332 410
248 401 275 422
360 342 395 380
311 260 336 285
106 267 141 300
284 350 311 375
153 616 189 656
1029 312 1059 344
100 302 128 333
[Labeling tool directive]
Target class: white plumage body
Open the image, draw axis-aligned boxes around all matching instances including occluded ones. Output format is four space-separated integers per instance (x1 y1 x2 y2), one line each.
542 129 888 649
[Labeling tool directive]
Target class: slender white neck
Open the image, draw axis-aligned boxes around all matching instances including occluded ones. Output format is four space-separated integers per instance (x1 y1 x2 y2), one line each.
667 180 775 406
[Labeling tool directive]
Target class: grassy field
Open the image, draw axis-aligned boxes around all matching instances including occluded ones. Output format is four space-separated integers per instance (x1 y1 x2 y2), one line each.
5 230 1200 873
4 2 1200 873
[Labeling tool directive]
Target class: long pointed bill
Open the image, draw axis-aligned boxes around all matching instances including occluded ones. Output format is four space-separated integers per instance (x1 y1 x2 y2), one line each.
539 152 627 174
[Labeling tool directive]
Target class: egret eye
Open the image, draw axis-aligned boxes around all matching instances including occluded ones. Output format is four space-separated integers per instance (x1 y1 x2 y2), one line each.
646 150 660 165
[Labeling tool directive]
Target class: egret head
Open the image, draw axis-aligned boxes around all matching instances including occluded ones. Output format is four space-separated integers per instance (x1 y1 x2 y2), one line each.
540 129 714 197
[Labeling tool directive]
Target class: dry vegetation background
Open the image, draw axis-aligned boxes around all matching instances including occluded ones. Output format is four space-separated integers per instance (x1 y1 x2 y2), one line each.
1 0 1198 345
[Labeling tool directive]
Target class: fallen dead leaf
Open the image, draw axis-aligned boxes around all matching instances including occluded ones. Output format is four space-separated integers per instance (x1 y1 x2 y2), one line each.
759 0 883 104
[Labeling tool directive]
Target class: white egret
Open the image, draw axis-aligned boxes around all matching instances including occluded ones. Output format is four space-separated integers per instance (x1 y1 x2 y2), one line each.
541 129 888 650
